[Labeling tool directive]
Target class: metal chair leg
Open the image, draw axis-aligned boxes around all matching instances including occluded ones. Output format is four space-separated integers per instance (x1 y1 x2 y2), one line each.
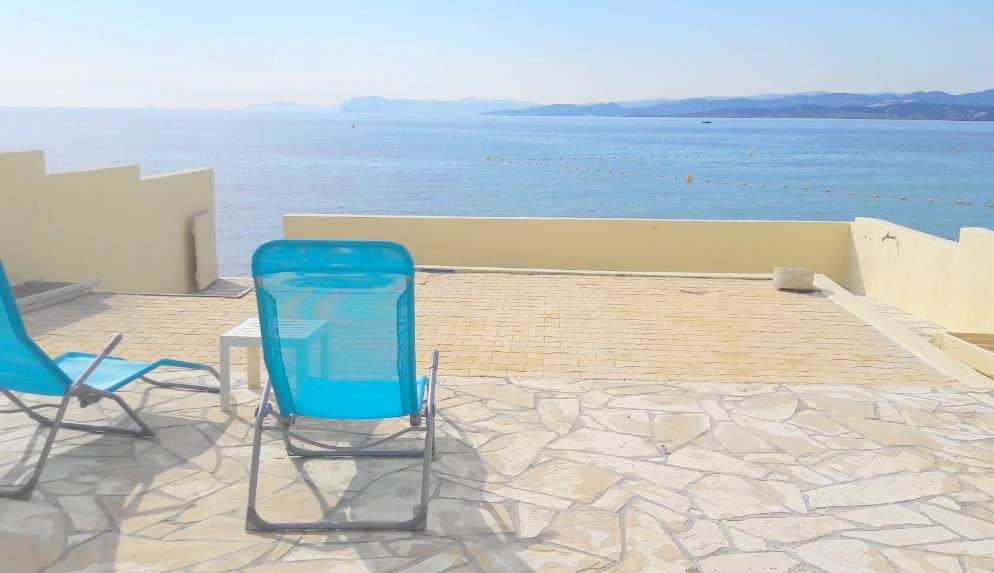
0 390 73 499
141 364 222 394
1 388 153 437
411 349 440 530
245 382 268 529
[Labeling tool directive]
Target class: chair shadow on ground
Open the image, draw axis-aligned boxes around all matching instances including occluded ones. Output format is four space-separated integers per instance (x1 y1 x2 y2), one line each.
246 395 537 571
0 374 539 571
0 376 292 572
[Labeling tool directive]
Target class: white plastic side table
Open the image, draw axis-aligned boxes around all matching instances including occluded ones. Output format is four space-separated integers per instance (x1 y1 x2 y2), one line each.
218 317 329 412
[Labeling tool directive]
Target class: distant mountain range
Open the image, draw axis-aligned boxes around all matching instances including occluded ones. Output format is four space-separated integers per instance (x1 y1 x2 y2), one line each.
245 96 538 116
338 96 537 115
245 101 339 113
486 89 994 121
244 90 994 121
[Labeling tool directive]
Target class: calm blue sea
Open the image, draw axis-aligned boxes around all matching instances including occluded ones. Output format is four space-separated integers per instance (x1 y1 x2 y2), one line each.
2 107 992 275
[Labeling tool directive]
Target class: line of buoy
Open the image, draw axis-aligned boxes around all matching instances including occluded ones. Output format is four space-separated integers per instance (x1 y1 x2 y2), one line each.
503 148 988 162
488 157 993 207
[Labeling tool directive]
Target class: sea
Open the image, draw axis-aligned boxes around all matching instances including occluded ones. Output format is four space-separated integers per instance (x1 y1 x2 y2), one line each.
1 107 992 275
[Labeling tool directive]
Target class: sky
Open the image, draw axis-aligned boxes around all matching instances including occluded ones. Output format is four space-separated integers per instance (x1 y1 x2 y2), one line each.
2 0 993 109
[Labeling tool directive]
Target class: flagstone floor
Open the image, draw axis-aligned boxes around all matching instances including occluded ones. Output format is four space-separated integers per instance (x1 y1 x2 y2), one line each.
2 272 992 572
4 374 994 572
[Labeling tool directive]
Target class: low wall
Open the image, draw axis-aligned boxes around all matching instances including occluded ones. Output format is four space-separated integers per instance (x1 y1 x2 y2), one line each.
283 214 853 281
846 218 994 333
284 214 994 333
0 150 216 294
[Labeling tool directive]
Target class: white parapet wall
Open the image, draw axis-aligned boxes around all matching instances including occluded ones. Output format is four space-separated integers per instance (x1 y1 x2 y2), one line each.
846 218 994 334
0 150 217 294
283 213 994 333
283 214 853 281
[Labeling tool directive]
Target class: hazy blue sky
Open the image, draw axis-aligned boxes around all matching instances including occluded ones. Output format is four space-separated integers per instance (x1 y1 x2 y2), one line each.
2 1 992 108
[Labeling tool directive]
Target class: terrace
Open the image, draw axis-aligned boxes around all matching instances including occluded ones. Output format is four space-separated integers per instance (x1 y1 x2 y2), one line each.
4 269 994 572
3 152 994 572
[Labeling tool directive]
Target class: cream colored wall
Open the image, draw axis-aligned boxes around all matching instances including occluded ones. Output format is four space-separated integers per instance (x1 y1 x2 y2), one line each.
846 218 994 333
0 150 216 294
285 214 993 332
283 214 853 280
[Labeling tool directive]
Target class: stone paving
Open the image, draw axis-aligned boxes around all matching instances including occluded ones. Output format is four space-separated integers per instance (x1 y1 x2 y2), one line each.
4 374 994 572
1 272 991 572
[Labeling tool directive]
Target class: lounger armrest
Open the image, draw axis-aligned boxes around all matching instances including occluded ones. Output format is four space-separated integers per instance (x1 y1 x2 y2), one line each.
71 333 123 397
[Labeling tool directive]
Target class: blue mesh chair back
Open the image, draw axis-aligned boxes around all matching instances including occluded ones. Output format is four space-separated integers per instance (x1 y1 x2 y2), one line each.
0 260 73 396
252 240 421 419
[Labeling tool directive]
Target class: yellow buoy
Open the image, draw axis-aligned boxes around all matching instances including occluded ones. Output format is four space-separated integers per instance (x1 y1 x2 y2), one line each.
686 175 693 183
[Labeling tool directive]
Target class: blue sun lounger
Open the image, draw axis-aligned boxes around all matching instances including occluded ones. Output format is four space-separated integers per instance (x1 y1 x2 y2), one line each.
0 259 220 499
246 240 439 531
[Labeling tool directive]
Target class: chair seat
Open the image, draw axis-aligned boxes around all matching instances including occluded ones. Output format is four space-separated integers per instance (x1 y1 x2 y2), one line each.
53 352 159 393
292 375 428 419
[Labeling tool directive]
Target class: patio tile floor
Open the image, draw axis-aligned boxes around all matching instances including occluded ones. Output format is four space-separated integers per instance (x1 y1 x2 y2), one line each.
21 271 951 385
2 272 991 572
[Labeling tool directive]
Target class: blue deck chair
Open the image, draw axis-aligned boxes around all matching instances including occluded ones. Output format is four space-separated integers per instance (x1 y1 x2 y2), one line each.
247 240 439 531
0 259 221 499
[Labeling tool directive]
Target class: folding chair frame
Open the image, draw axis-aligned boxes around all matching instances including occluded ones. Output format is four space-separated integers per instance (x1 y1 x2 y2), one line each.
245 350 439 531
0 334 222 500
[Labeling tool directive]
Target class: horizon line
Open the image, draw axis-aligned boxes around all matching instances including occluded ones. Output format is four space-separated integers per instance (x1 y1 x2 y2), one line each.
3 86 993 113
